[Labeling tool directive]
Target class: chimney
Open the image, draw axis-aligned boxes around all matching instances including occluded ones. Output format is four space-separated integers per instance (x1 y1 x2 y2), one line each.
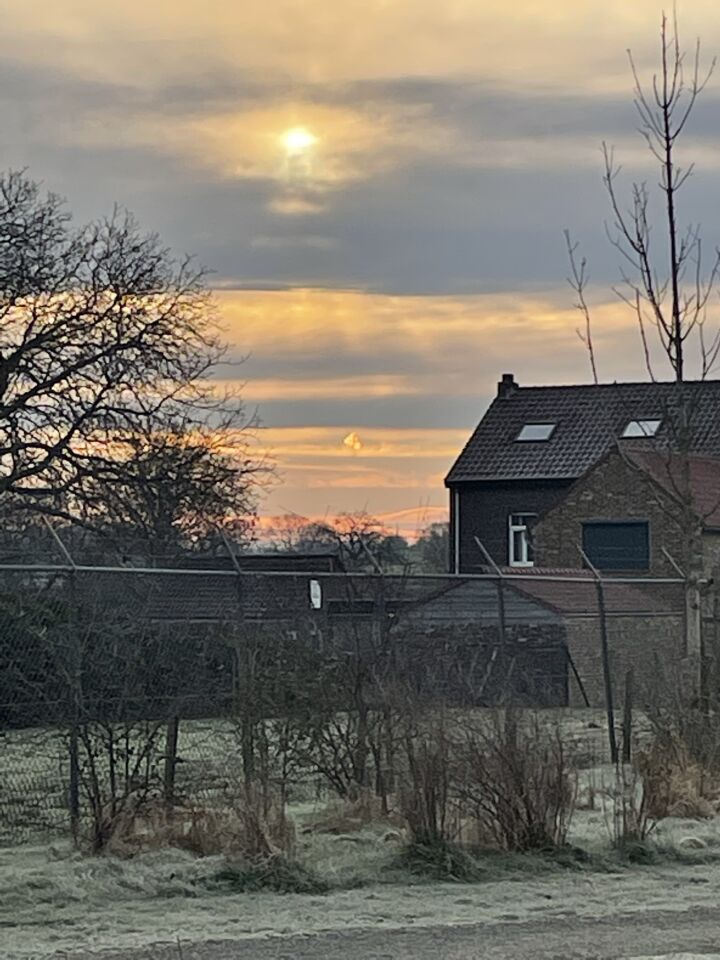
497 373 517 399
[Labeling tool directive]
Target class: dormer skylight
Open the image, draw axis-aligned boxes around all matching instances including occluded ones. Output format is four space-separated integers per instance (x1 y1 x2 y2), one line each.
515 423 556 442
622 419 661 438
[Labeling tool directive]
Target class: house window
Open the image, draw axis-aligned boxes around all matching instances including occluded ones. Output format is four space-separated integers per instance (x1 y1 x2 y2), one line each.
508 513 536 566
582 521 649 571
622 419 661 438
515 423 556 441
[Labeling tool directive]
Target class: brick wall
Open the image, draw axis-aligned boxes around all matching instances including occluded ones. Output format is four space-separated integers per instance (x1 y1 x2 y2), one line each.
565 613 685 709
534 449 688 576
392 620 568 706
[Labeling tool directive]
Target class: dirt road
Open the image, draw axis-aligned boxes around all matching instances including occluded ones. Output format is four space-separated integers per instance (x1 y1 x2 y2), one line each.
58 908 720 960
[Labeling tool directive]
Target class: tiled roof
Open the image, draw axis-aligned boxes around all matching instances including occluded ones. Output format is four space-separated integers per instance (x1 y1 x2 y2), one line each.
445 378 720 483
501 569 682 616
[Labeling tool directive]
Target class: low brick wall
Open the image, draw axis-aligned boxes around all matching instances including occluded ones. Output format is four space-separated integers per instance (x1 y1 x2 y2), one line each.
565 613 685 708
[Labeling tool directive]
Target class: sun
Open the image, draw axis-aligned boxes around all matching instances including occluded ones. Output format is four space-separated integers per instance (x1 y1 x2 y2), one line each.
282 127 318 154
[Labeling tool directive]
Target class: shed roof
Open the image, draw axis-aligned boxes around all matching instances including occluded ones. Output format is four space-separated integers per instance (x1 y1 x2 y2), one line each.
499 568 682 617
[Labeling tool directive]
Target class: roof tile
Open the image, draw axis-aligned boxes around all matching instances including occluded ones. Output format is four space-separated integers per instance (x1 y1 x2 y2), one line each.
446 379 720 483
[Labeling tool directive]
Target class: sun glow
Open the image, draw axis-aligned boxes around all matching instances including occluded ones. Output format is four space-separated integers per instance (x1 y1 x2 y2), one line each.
281 126 317 154
343 431 364 452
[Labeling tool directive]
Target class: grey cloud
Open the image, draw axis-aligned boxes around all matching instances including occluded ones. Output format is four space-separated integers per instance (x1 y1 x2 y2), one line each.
2 55 720 296
249 394 488 430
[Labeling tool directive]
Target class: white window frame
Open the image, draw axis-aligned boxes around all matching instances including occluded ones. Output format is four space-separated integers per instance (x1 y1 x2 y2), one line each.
508 513 536 567
516 423 556 442
622 419 662 438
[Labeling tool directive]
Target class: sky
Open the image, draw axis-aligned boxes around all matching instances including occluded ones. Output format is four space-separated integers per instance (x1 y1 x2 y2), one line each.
3 2 720 535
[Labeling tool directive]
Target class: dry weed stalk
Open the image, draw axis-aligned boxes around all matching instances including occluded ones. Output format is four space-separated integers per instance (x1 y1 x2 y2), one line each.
308 787 404 834
604 762 657 856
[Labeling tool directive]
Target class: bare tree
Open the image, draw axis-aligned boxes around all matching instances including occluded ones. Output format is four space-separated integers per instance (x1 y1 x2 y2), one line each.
564 230 599 384
411 522 450 573
0 171 235 514
267 510 409 572
568 13 719 383
565 16 720 705
70 416 265 563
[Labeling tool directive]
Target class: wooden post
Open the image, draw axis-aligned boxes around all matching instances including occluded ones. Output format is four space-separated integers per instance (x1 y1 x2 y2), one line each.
68 722 80 846
565 645 590 708
596 576 619 765
685 578 703 705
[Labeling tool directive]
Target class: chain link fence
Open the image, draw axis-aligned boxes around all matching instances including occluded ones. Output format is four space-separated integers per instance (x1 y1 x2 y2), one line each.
0 561 687 846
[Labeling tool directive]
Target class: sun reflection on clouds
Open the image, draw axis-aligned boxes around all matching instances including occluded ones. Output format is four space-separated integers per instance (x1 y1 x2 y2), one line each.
342 431 363 452
44 97 445 213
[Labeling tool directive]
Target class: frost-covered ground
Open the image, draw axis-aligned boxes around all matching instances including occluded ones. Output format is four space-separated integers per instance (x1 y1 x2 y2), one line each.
3 803 720 960
0 710 706 960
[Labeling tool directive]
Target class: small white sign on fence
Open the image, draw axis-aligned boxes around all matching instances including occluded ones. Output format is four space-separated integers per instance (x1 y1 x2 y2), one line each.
309 579 322 610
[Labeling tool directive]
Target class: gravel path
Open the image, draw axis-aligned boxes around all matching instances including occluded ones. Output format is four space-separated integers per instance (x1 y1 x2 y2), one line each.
51 908 720 960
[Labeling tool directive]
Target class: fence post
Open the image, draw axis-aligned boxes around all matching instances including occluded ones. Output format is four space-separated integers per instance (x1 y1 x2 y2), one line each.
473 537 508 701
580 549 618 765
44 519 82 842
622 667 634 764
68 724 80 845
68 570 81 846
163 716 180 810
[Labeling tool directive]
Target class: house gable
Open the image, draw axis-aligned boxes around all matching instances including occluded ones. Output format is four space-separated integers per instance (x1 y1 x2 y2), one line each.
532 447 711 575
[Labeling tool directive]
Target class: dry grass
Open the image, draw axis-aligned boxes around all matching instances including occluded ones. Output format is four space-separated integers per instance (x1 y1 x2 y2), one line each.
104 787 295 860
307 789 405 835
636 732 717 820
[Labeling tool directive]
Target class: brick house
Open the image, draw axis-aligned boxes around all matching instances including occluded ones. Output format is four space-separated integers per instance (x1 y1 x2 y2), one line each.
445 374 720 574
533 447 720 576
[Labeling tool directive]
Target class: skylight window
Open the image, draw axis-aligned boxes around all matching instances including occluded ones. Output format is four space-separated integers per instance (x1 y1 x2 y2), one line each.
515 423 556 442
622 419 662 438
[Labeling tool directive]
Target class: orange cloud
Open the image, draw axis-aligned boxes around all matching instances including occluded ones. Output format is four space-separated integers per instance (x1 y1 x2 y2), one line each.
207 285 720 518
215 285 690 389
260 426 468 461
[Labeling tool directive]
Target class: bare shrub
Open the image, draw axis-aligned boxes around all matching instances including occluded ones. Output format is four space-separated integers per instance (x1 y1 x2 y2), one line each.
399 720 457 847
298 710 381 800
76 718 166 853
453 709 576 852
